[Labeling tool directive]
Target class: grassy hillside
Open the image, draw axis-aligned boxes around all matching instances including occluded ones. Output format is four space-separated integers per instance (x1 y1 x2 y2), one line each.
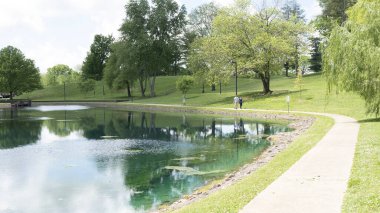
20 74 379 212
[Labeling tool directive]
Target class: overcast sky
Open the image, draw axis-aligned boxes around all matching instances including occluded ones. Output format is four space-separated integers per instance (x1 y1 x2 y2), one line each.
0 0 321 73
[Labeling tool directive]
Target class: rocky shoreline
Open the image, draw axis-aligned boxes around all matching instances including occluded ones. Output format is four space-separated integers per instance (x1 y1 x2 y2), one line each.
32 102 316 212
156 113 315 212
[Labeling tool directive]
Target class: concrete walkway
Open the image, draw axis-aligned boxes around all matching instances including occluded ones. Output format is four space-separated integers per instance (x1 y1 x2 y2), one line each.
240 112 360 213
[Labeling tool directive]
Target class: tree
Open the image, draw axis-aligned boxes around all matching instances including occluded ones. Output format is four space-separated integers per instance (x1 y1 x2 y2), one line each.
82 34 114 81
147 0 187 97
189 36 233 93
188 2 219 37
323 0 380 115
316 0 357 36
0 46 42 100
78 79 96 95
104 42 137 97
282 0 306 22
202 0 295 94
281 0 308 77
188 2 219 92
176 76 194 105
309 36 322 72
119 0 186 97
43 64 78 86
119 0 152 97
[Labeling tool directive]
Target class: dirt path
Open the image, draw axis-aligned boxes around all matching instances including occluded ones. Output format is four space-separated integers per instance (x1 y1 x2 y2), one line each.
240 111 359 213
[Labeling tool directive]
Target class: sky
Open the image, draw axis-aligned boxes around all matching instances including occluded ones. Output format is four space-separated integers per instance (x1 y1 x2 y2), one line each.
0 0 321 74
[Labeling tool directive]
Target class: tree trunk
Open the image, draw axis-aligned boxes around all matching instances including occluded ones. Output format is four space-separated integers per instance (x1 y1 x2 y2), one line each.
219 80 222 94
202 83 205 93
295 45 299 75
126 81 132 98
259 73 272 94
10 91 13 101
211 84 216 92
139 77 146 97
150 75 156 97
284 61 289 77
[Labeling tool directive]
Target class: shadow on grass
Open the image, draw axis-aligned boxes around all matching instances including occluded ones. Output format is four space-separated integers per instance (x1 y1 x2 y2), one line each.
207 89 307 106
358 118 380 123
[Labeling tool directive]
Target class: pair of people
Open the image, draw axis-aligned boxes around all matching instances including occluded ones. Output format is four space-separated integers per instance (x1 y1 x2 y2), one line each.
233 96 243 109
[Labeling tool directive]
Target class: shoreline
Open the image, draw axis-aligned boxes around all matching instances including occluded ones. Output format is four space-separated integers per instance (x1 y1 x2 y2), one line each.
158 114 315 212
31 102 316 212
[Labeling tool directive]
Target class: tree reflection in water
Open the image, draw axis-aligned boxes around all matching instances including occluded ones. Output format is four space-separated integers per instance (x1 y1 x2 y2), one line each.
0 107 291 211
0 109 43 149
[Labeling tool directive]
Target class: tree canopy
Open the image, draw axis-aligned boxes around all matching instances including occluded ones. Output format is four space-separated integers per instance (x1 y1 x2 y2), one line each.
82 34 114 81
0 46 42 99
190 0 301 94
316 0 357 36
109 0 187 97
324 0 380 115
43 64 80 86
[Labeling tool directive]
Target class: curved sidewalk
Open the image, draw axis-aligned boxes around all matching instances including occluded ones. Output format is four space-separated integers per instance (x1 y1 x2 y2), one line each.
240 111 360 213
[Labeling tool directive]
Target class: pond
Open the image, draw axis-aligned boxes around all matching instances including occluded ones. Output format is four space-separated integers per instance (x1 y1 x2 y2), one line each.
0 106 291 213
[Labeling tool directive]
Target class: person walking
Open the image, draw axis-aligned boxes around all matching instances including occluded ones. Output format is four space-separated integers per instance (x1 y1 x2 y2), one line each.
233 96 239 109
239 97 243 109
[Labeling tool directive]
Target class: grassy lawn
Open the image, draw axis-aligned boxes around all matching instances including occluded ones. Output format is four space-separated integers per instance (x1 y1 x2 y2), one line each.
20 73 380 212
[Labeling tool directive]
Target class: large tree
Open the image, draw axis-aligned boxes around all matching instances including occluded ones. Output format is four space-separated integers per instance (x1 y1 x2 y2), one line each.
281 0 305 22
281 0 308 77
43 64 79 86
316 0 357 36
119 0 152 97
118 0 186 97
192 0 295 94
147 0 187 97
188 2 219 92
309 36 322 72
104 42 137 97
82 34 114 81
188 2 219 37
0 46 42 100
324 0 380 115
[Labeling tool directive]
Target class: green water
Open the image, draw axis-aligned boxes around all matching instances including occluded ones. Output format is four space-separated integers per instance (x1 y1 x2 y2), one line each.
0 106 291 213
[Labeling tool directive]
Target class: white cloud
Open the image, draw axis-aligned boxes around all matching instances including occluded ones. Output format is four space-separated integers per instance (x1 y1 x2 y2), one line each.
0 0 321 74
0 0 125 73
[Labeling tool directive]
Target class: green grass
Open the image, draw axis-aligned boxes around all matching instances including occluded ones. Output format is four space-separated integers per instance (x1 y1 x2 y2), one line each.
174 115 333 213
20 73 380 212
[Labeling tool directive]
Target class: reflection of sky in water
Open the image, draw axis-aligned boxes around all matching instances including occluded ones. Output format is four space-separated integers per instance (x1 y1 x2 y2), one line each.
0 108 290 213
0 127 137 213
27 105 90 112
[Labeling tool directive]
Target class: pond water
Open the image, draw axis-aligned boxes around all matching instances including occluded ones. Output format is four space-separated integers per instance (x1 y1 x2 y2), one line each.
0 106 291 213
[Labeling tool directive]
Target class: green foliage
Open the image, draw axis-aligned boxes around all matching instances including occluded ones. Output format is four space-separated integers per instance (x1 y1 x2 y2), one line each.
176 75 194 105
0 46 42 99
118 0 187 97
324 0 380 115
43 64 79 87
294 72 304 97
281 0 305 22
104 42 136 97
176 76 194 96
188 2 219 37
316 0 357 36
309 37 322 72
82 34 114 81
189 1 306 94
78 79 96 95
